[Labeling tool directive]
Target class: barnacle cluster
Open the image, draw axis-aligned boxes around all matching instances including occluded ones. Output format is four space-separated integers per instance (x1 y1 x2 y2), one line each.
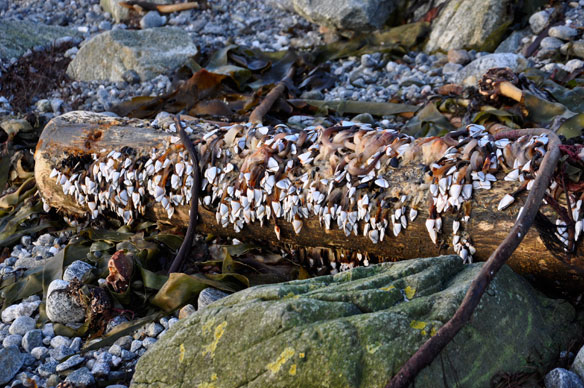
47 116 579 272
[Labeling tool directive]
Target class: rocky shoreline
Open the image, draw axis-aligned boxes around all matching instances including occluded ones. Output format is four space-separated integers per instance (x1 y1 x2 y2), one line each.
1 0 584 387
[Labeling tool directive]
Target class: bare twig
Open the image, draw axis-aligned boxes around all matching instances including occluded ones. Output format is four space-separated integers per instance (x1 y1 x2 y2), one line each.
248 66 295 124
168 116 201 274
386 128 561 388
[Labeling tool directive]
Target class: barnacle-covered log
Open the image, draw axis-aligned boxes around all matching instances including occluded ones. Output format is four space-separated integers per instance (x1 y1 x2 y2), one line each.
34 111 584 290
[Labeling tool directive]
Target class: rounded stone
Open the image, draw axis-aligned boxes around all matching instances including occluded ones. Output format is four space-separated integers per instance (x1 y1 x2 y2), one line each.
540 36 564 50
140 11 165 29
22 330 43 352
548 25 578 41
46 280 85 324
529 9 551 34
63 260 95 283
9 316 36 336
64 366 95 387
545 368 584 388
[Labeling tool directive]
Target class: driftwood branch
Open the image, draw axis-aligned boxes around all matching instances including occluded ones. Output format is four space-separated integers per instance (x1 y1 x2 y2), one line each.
386 128 561 388
248 66 295 124
167 116 201 274
34 112 584 290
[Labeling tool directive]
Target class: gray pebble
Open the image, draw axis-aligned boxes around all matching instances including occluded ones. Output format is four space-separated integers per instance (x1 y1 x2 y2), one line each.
1 301 41 323
22 330 43 352
36 359 59 378
146 322 164 337
65 366 95 387
198 287 229 309
30 346 49 360
109 343 122 356
442 63 463 75
142 337 157 349
167 317 178 329
3 334 23 348
50 335 71 348
545 368 584 388
56 354 85 372
49 345 76 361
540 37 564 50
549 25 579 41
69 336 82 352
113 335 133 350
565 59 584 73
530 9 551 34
42 323 54 338
63 260 94 283
130 339 142 353
140 11 165 29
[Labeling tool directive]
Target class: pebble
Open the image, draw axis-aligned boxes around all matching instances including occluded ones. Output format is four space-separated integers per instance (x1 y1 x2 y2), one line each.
65 366 95 387
3 334 23 348
178 304 196 319
447 49 471 65
530 9 551 34
56 354 85 372
540 36 565 50
63 260 95 283
30 346 49 360
9 316 36 335
198 287 230 309
545 368 584 388
22 330 44 352
1 300 41 323
549 25 579 41
140 11 166 29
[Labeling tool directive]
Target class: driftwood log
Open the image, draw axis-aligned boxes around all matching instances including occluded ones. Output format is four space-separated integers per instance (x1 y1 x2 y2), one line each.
34 111 584 290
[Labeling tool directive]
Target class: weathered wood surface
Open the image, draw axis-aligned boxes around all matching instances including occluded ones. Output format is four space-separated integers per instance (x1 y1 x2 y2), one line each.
34 112 584 290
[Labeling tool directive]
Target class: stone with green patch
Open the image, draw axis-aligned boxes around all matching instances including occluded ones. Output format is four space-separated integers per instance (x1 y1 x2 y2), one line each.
131 255 581 388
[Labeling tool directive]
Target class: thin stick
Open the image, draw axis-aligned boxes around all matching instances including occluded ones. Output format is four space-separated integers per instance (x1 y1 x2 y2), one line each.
386 128 561 388
168 116 201 274
248 66 295 124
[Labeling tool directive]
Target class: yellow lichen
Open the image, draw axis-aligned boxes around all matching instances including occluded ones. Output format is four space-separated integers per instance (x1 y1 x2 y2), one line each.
299 352 305 358
179 343 185 363
404 286 416 299
267 347 295 374
430 326 437 337
197 383 216 388
202 318 216 335
202 321 227 357
380 285 395 292
410 320 426 330
289 364 297 376
366 344 380 354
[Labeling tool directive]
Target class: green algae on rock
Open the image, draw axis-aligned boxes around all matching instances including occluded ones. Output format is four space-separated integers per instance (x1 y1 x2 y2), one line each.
132 256 581 387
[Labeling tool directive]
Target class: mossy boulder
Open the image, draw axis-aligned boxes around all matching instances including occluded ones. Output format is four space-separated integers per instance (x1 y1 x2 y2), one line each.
131 255 581 388
0 21 81 60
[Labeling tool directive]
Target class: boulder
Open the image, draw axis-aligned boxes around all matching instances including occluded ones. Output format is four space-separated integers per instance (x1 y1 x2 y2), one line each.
289 0 404 31
66 28 198 82
451 53 528 86
0 20 81 60
425 0 515 52
131 255 580 388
